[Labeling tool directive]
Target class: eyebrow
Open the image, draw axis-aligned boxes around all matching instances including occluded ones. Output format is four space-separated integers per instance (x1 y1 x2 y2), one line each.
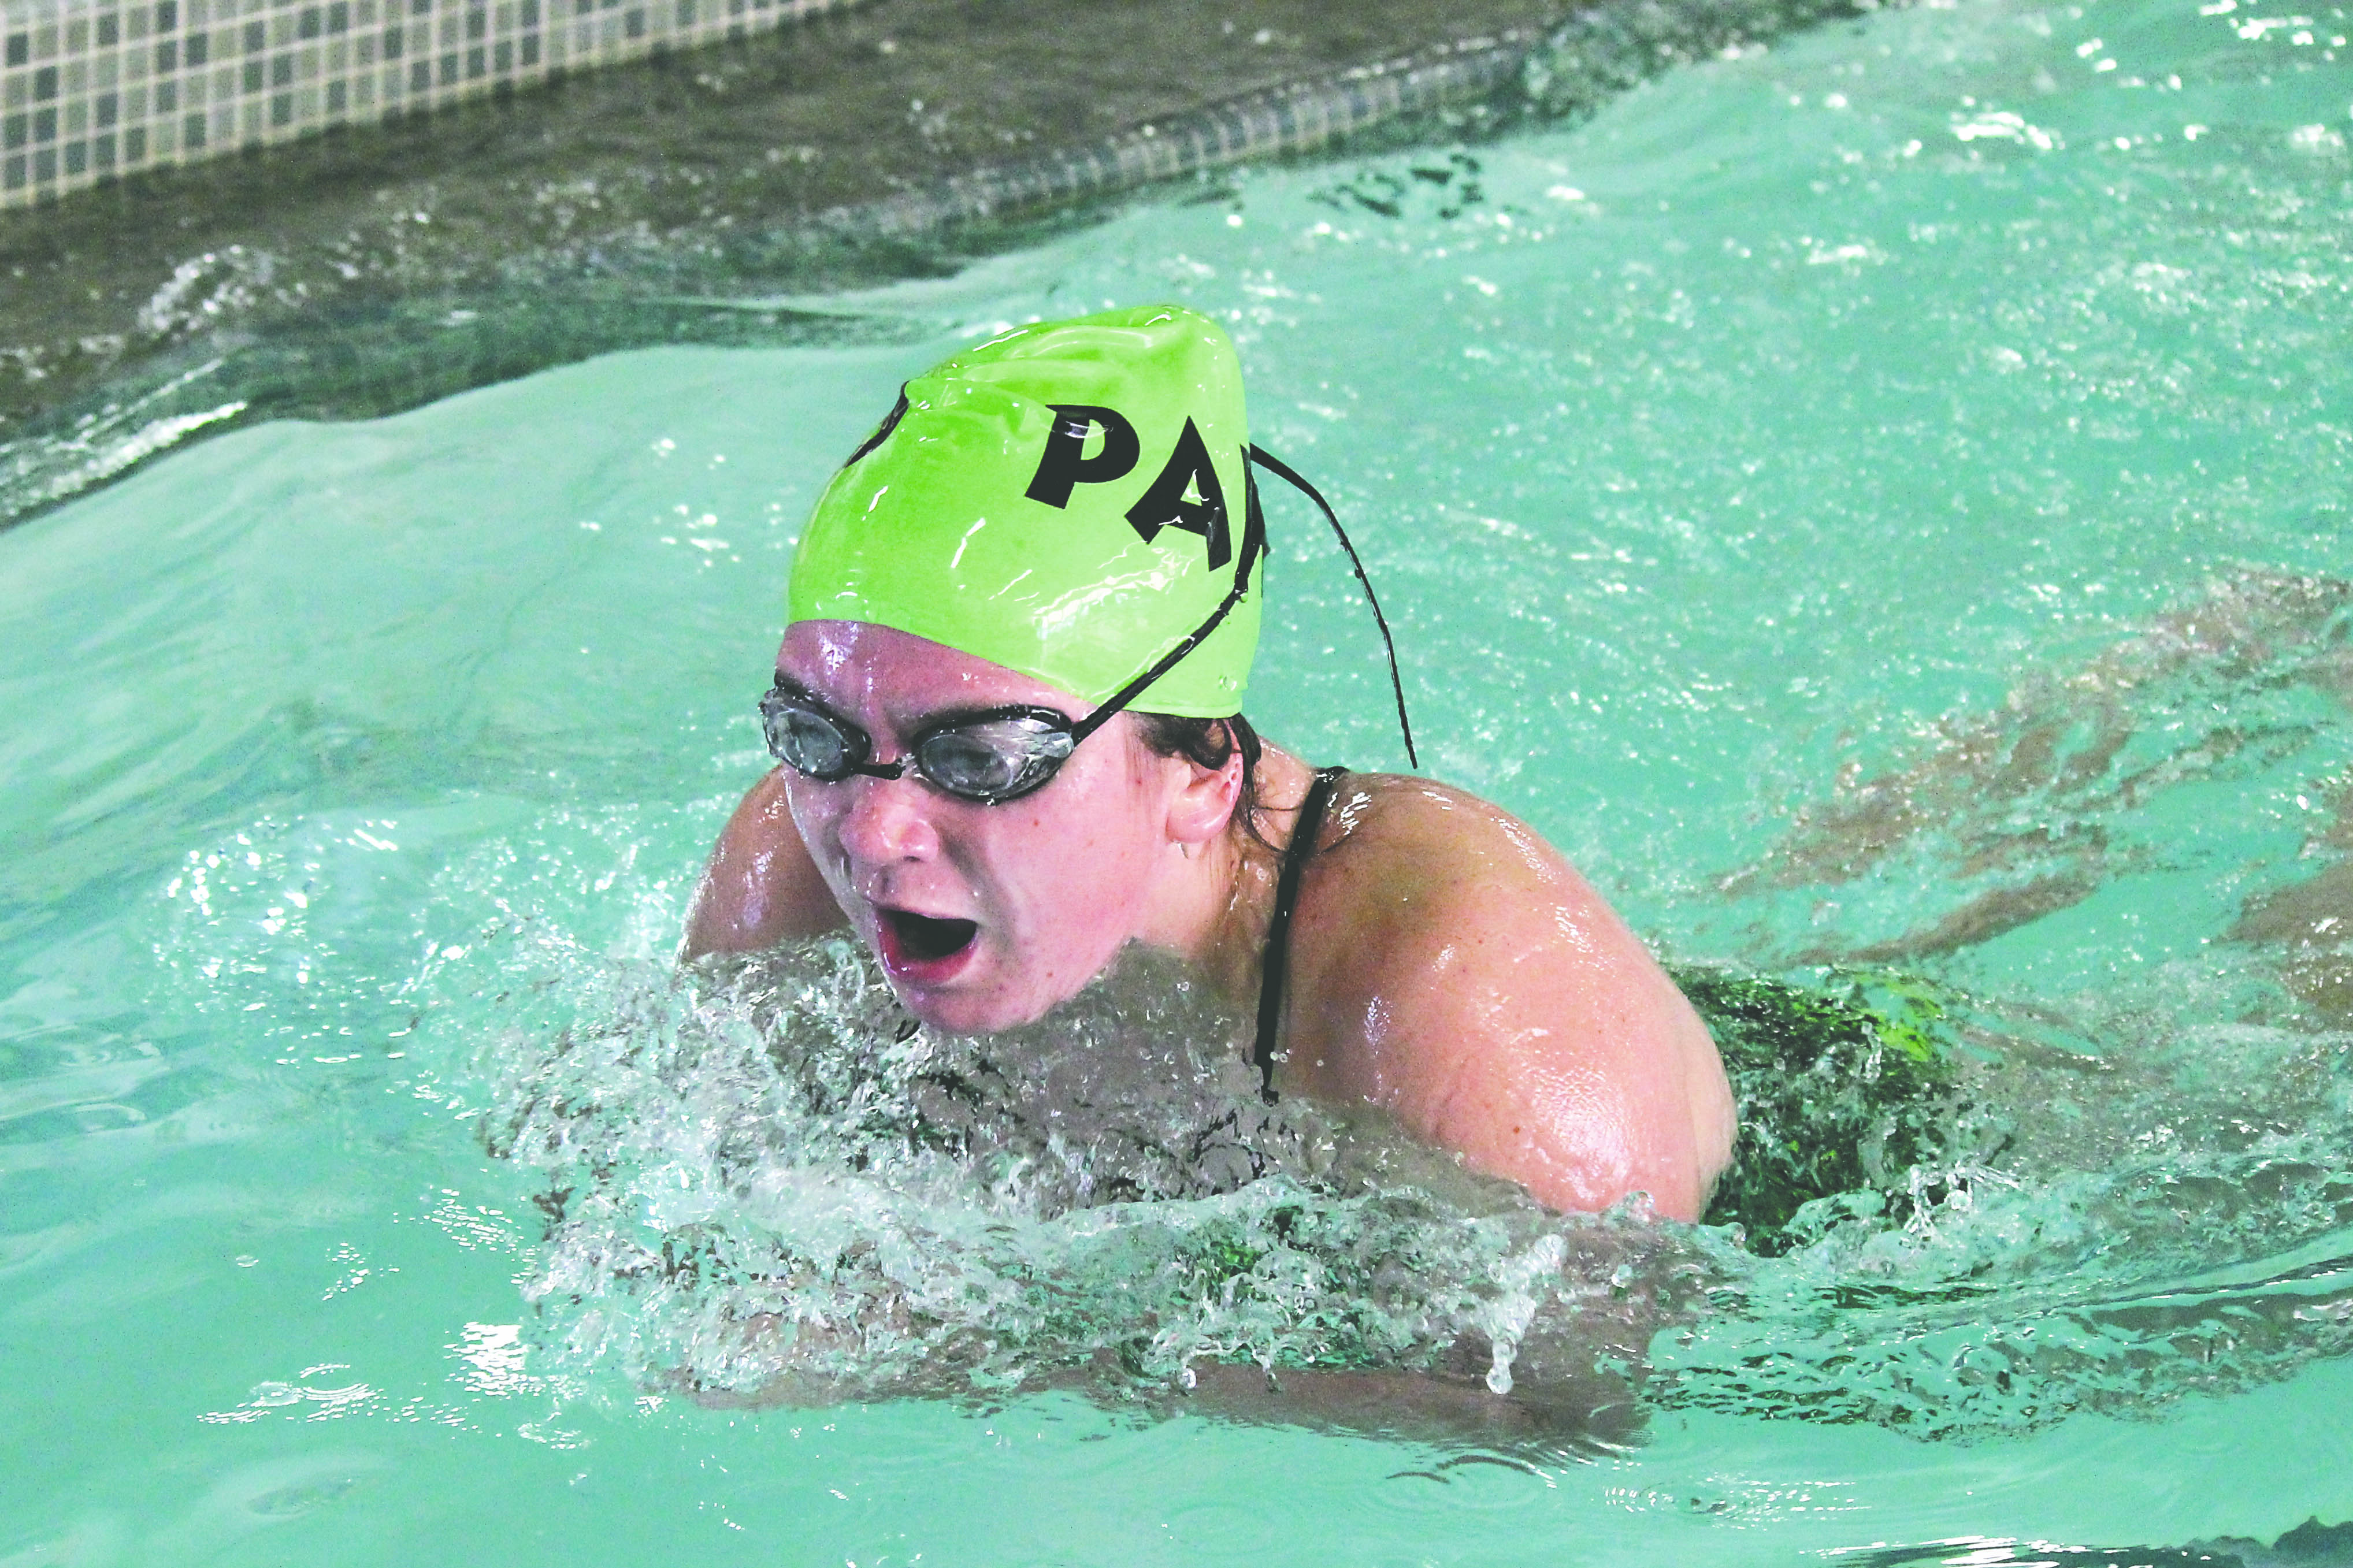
768 672 852 726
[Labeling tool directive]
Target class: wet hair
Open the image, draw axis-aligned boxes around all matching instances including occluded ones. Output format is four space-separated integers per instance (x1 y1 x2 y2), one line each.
1133 712 1270 846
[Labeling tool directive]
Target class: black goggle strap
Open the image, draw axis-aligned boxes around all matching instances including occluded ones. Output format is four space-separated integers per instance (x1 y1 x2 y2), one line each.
1245 444 1418 771
1066 456 1271 747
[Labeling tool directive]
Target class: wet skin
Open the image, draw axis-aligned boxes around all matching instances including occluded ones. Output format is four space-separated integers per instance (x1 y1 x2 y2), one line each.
683 621 1735 1221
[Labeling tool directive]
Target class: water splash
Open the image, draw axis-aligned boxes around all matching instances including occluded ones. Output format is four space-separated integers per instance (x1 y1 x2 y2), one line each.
455 901 2353 1446
472 931 1701 1431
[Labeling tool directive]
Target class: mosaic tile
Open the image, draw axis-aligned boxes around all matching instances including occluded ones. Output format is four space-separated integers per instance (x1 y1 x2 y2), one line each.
1 0 850 206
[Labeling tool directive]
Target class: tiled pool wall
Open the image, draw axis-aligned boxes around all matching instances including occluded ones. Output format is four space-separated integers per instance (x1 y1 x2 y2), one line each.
1 0 850 207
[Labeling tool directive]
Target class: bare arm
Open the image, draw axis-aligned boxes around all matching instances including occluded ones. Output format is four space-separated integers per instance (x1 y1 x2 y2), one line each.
1283 781 1734 1221
680 768 848 960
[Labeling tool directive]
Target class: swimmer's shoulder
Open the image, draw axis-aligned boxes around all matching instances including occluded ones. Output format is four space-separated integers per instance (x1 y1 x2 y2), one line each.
1289 768 1615 1030
682 766 847 960
1307 769 1570 908
1281 766 1734 1218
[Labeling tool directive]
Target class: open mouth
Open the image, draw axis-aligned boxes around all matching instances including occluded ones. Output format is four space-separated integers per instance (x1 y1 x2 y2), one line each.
880 908 979 967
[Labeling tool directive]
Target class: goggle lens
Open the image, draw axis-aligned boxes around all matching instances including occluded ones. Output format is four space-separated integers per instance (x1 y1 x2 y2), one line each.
915 718 1074 801
762 693 859 779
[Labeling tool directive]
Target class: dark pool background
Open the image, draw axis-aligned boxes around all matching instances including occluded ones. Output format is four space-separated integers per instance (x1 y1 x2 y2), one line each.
5 0 2353 1559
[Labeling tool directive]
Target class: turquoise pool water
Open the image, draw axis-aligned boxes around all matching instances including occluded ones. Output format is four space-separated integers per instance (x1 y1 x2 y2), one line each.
6 0 2353 1559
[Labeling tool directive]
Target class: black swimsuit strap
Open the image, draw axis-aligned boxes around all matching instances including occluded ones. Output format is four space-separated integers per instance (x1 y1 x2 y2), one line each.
1252 766 1346 1103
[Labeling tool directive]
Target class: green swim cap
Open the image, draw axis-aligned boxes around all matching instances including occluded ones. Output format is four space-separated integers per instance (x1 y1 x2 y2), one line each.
786 304 1263 718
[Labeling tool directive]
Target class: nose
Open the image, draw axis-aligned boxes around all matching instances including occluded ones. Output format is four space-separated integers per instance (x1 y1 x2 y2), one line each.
834 770 944 868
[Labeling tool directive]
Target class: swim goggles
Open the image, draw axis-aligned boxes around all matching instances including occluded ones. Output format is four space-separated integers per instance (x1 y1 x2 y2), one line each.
759 683 1098 805
761 446 1421 805
760 538 1257 805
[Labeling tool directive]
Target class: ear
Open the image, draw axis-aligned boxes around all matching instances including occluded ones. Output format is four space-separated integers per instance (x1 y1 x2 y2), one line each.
1160 728 1245 849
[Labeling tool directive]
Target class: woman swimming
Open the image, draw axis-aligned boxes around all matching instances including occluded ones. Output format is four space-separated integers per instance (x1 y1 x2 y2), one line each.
682 304 1735 1222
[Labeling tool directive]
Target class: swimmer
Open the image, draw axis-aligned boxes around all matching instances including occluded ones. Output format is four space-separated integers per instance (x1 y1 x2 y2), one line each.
683 305 1735 1221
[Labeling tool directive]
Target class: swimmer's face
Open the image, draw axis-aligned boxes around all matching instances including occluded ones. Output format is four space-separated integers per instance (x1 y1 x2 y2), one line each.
775 620 1230 1033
